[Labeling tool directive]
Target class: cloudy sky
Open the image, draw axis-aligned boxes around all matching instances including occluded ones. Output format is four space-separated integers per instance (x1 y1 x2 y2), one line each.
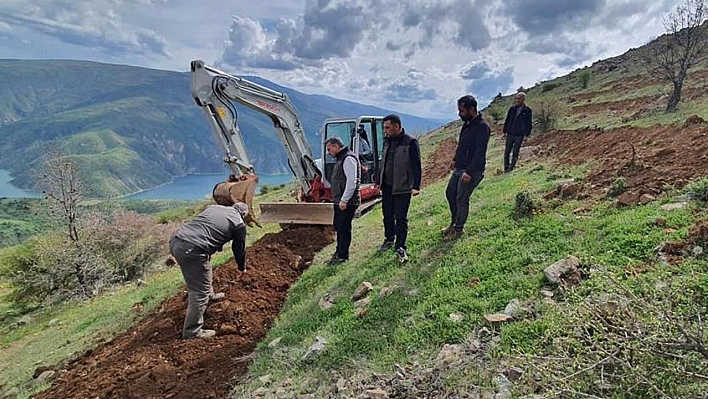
0 0 677 119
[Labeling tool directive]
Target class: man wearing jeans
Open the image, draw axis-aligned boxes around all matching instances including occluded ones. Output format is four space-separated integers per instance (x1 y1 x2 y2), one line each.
376 114 422 263
169 202 248 339
444 95 491 241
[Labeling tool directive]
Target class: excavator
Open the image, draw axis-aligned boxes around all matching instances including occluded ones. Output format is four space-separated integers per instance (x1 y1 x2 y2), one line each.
190 60 385 225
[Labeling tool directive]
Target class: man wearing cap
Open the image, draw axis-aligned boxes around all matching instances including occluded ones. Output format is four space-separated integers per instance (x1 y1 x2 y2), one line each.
169 201 249 339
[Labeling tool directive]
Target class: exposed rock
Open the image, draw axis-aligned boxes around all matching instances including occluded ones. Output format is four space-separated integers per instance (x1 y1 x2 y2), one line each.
560 182 580 198
301 336 327 361
365 388 389 399
504 367 523 382
539 289 554 298
518 145 539 159
503 299 526 319
355 308 369 318
449 313 464 323
258 374 272 384
617 191 640 206
639 193 656 205
268 337 282 348
544 256 582 287
352 281 374 301
354 296 371 309
318 293 335 310
660 202 689 211
435 344 465 369
653 217 667 227
484 313 512 324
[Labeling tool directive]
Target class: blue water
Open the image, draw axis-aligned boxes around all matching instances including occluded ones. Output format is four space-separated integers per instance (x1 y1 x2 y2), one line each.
0 169 292 200
126 173 292 200
0 170 41 198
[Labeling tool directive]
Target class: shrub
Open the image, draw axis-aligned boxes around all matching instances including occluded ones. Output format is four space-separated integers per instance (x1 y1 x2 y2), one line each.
532 98 564 134
541 82 560 92
683 177 708 204
578 69 591 89
512 191 536 219
607 176 627 197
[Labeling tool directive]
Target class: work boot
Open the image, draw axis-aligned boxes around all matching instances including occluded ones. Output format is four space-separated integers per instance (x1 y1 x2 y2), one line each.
328 254 347 266
441 225 454 236
444 229 464 241
210 292 226 302
378 240 394 252
186 329 216 339
396 247 409 263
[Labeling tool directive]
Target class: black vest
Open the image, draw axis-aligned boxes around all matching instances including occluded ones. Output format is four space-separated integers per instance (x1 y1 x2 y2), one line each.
331 148 360 207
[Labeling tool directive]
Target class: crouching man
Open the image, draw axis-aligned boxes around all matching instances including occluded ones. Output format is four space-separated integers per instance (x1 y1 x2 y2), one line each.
169 201 248 339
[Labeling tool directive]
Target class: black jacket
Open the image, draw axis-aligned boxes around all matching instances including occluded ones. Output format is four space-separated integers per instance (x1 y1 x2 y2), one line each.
503 105 533 137
453 114 491 174
376 129 422 195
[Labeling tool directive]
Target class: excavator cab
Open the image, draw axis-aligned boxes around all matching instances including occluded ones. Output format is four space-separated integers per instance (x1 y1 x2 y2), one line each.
321 116 384 215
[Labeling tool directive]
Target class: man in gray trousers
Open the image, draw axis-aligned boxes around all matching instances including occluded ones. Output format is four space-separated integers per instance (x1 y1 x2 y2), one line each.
169 202 248 339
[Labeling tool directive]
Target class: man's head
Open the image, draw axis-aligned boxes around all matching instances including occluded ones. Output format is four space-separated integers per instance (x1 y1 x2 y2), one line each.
383 114 403 137
514 92 526 106
324 136 345 157
457 95 478 122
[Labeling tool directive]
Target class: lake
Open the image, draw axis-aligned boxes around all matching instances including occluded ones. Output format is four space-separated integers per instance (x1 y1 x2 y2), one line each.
0 169 292 200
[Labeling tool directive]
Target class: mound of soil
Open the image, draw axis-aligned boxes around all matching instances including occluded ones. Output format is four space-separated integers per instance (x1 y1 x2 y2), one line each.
527 121 708 197
36 226 333 399
421 137 457 187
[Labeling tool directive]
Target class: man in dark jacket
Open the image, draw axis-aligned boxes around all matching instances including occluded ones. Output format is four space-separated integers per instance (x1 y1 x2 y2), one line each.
503 92 533 172
375 114 422 263
325 136 360 265
443 95 491 241
169 202 248 339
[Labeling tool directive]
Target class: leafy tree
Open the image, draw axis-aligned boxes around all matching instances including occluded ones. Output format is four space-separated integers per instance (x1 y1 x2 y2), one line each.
643 0 708 112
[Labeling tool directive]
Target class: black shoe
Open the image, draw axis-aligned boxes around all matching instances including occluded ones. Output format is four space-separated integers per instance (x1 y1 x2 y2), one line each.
396 247 409 263
328 254 347 265
378 240 394 252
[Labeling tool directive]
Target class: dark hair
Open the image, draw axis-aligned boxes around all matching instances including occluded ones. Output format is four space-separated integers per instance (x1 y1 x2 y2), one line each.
457 95 477 111
324 136 344 147
383 114 402 126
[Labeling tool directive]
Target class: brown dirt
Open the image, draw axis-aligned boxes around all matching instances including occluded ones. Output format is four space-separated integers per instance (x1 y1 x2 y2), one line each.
526 119 708 197
35 226 333 399
421 137 458 187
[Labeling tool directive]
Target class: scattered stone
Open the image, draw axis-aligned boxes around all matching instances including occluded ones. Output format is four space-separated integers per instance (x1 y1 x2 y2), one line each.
267 337 282 348
503 299 526 319
251 387 270 396
301 336 327 361
639 193 656 205
617 192 640 206
336 378 347 392
17 315 31 326
48 318 60 326
660 202 689 211
467 277 481 287
355 308 369 318
539 289 554 298
477 326 493 341
435 344 465 368
352 282 374 301
543 255 582 287
653 217 668 227
365 388 389 399
318 293 335 310
449 313 464 323
504 367 523 382
560 182 580 198
258 374 272 385
379 285 397 296
354 296 371 309
518 146 539 159
693 246 704 256
588 293 628 316
483 313 512 324
135 279 147 287
572 206 591 215
493 374 512 399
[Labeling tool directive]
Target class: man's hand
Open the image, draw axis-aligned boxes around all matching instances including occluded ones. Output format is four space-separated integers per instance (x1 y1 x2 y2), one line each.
449 160 455 170
338 201 347 211
411 189 420 196
461 172 472 183
502 133 507 141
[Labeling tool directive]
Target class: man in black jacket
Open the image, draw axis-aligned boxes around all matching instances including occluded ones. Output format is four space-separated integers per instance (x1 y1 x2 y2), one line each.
375 114 422 263
325 136 360 265
443 95 491 241
503 92 533 172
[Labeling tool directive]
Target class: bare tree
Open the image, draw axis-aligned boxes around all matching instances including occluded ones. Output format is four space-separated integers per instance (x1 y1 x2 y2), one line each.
643 0 708 112
36 153 94 298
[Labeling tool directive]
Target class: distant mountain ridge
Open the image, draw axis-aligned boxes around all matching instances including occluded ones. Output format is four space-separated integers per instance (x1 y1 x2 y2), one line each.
0 59 443 197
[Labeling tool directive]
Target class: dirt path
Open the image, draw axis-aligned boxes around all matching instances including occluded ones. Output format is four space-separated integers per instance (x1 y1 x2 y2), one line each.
35 226 333 399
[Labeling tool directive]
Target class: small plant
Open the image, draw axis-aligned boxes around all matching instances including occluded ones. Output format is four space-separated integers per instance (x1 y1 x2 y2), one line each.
607 176 627 197
532 98 564 134
513 190 536 219
541 82 560 92
578 69 591 89
683 177 708 204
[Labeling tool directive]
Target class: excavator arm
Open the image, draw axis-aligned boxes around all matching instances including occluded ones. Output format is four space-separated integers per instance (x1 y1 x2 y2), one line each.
190 60 333 225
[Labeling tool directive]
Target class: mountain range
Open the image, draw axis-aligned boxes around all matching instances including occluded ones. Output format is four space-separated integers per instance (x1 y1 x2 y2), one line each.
0 59 443 197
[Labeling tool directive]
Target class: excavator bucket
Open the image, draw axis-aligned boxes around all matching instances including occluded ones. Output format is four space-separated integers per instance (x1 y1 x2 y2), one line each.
212 174 261 227
259 202 334 225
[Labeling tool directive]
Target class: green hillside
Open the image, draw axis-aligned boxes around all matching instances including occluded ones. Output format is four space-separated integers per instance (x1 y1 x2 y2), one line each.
0 60 440 197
